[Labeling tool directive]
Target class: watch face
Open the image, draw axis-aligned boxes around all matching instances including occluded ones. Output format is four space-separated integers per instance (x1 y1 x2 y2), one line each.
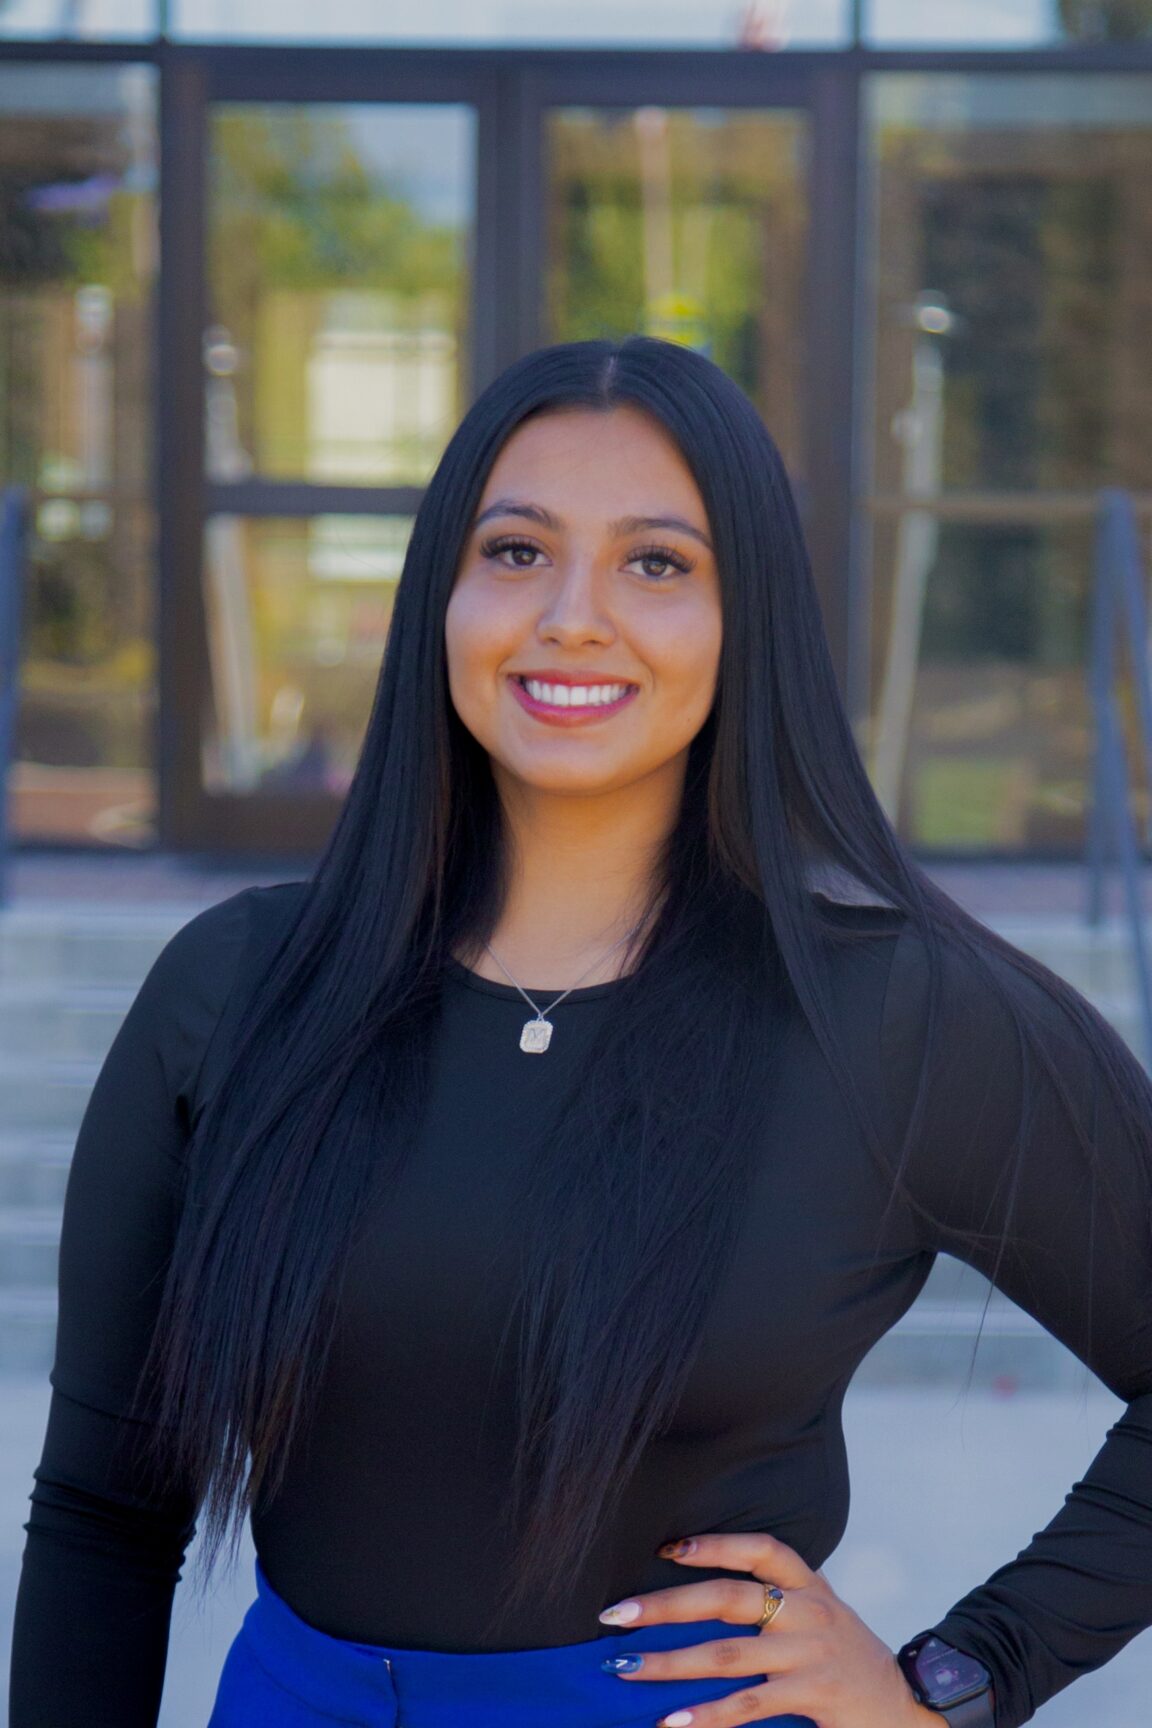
911 1636 991 1706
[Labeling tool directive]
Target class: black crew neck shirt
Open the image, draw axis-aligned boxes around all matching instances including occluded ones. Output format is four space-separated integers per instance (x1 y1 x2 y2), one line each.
10 880 1152 1728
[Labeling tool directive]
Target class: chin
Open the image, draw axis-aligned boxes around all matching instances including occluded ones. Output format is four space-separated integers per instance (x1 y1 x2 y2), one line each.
511 766 630 794
503 752 664 796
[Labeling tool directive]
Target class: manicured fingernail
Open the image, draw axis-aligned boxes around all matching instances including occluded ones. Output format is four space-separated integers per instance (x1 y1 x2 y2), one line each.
601 1653 644 1673
658 1538 697 1558
598 1600 642 1624
661 1713 694 1726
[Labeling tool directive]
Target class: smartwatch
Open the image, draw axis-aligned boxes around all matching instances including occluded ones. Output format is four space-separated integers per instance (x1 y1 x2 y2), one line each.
896 1632 996 1728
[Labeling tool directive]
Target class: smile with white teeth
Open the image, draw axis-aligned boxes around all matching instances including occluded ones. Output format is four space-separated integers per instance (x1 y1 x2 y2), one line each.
518 677 635 708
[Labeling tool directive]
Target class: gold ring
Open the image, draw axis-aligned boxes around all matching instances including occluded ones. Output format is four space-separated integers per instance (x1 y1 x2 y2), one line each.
755 1583 785 1629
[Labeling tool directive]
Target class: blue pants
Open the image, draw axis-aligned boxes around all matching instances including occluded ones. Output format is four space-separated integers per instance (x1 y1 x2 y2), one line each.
207 1557 817 1727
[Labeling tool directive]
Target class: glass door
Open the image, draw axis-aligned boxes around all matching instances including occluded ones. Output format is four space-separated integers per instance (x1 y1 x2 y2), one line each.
858 72 1152 856
163 54 837 854
162 59 492 850
1 63 158 849
201 101 474 810
544 103 810 487
528 60 853 681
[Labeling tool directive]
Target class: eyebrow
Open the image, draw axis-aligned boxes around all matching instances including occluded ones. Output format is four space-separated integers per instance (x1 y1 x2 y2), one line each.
472 498 714 552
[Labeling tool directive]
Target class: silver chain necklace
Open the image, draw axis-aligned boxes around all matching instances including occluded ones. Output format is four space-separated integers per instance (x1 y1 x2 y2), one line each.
482 918 646 1053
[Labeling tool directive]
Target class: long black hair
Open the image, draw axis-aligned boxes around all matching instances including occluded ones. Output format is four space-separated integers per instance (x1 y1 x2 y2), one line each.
134 335 1152 1638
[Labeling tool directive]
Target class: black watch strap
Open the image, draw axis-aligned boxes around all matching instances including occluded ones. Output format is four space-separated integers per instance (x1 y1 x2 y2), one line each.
897 1632 995 1728
937 1692 995 1728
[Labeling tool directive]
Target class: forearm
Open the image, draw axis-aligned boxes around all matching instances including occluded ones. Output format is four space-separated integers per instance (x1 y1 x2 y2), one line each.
927 1392 1152 1728
9 1519 187 1728
9 1392 197 1728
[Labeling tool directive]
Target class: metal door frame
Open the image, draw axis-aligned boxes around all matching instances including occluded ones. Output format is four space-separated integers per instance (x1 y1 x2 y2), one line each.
158 47 514 849
504 54 859 685
11 38 1152 853
156 44 850 852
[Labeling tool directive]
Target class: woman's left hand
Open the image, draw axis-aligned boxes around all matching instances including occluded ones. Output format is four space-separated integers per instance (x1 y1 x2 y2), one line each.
597 1530 941 1728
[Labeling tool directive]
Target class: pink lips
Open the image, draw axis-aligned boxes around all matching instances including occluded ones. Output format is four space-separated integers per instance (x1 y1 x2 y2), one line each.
508 675 639 727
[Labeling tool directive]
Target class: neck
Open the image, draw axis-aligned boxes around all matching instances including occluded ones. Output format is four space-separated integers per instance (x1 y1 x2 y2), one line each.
464 759 685 988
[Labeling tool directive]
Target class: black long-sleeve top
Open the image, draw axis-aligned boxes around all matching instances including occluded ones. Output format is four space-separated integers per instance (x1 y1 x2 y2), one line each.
9 875 1152 1727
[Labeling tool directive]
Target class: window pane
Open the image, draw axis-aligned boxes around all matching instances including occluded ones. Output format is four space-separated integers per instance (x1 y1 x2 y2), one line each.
547 107 809 483
865 75 1152 495
200 515 409 795
207 105 474 485
0 0 155 39
868 0 1152 46
0 65 158 846
176 0 849 47
860 514 1115 851
13 498 155 846
860 73 1152 856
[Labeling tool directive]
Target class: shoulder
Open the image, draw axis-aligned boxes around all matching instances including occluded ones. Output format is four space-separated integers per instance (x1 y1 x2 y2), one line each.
135 880 311 1099
799 869 1108 1108
880 914 1108 1088
880 913 1149 1208
150 877 310 974
140 879 305 996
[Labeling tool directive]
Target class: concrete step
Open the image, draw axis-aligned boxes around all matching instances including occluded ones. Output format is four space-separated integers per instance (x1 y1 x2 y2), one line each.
0 1279 1083 1387
1090 997 1149 1058
0 905 188 987
0 903 1139 1389
0 1058 99 1133
0 1206 1079 1397
0 1133 73 1209
985 914 1143 999
0 1286 58 1371
0 982 132 1061
0 1207 60 1288
858 1297 1089 1391
858 1251 1093 1390
0 901 1140 984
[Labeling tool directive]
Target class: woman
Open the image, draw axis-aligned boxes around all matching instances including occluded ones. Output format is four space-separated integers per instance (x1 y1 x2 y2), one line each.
10 336 1152 1728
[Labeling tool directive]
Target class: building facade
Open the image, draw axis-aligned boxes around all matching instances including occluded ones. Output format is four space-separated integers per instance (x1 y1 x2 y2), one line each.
4 1 1152 857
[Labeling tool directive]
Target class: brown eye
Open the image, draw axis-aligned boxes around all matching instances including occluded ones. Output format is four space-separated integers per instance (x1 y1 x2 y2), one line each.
479 535 544 569
628 544 693 581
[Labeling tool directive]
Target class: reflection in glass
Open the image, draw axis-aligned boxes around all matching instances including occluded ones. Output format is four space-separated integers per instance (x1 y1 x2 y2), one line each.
0 66 157 845
0 0 154 39
207 105 474 485
546 107 809 483
175 0 849 47
861 517 1106 851
865 75 1152 497
869 0 1152 45
861 75 1152 853
201 515 410 794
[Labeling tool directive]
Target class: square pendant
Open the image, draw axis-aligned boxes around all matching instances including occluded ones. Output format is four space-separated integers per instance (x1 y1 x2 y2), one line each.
520 1018 554 1053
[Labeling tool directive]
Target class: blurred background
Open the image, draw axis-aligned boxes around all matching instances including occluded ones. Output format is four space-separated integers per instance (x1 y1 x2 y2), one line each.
4 1 1152 1723
5 0 1152 854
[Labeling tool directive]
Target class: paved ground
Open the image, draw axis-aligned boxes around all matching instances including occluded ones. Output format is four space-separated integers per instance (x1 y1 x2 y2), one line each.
3 1372 1151 1726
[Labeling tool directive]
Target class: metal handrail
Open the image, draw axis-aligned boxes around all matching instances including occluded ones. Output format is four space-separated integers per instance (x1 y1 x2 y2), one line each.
0 487 28 910
1084 488 1152 1066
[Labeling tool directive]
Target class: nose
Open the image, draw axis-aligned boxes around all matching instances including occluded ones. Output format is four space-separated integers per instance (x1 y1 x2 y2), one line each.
535 557 616 648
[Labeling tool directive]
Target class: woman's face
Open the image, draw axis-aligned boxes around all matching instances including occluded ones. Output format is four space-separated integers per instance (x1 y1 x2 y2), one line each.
444 405 723 804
